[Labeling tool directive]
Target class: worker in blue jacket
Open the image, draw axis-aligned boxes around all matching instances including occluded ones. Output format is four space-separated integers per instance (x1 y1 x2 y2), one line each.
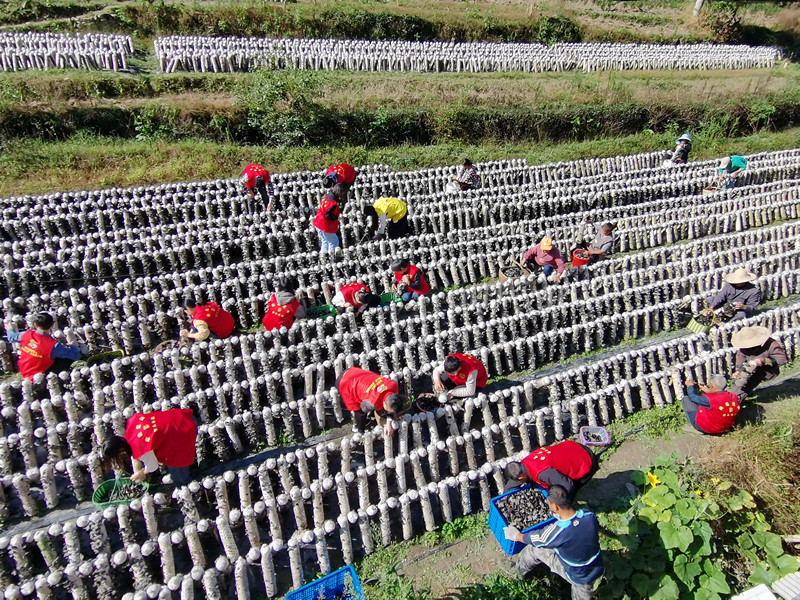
499 485 604 599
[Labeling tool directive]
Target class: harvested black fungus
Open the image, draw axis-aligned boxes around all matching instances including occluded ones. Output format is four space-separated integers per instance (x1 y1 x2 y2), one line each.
496 487 550 530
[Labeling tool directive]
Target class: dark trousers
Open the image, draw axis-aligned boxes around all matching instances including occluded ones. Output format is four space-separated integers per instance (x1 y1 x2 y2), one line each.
438 372 457 390
731 367 770 399
681 396 705 432
168 466 192 486
46 357 75 375
336 371 367 432
388 215 410 239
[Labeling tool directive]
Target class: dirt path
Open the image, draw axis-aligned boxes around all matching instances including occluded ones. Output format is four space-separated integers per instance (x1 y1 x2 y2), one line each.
399 368 800 599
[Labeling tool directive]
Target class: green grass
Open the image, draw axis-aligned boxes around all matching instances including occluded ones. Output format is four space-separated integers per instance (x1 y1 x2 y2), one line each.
5 126 800 197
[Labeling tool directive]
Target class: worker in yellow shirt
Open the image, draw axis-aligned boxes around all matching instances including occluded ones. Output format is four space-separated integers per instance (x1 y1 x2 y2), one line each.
363 197 410 241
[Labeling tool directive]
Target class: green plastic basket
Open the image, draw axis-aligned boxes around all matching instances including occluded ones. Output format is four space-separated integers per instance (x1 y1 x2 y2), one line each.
308 304 338 319
379 292 402 305
92 478 150 509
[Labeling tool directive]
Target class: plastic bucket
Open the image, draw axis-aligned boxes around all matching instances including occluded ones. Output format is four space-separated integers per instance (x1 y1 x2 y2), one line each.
572 249 591 268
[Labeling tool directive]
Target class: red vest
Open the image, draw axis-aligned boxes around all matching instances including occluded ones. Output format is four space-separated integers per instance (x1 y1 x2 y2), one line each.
340 282 369 307
695 391 740 434
521 440 593 488
338 367 398 412
446 353 488 388
326 164 357 185
125 409 197 468
18 331 57 380
242 164 270 189
395 265 430 296
313 196 340 234
193 302 234 339
262 294 300 331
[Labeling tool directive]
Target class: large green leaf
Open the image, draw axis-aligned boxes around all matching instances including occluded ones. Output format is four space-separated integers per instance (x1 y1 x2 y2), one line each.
658 521 691 550
631 573 652 597
638 506 661 525
701 561 730 594
690 521 714 556
673 554 702 583
749 563 779 586
657 521 679 548
650 574 680 600
694 588 722 600
768 553 799 576
752 532 784 559
673 499 697 521
631 470 647 486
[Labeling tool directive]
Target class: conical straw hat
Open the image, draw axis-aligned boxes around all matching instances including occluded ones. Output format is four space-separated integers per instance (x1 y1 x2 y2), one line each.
731 326 771 349
724 268 757 284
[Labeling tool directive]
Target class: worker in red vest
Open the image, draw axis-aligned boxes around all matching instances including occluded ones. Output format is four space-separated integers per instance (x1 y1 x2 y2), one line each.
432 353 488 399
239 163 272 212
332 282 381 314
391 258 430 302
682 375 740 435
262 276 306 331
102 407 199 486
181 300 235 341
7 312 80 380
503 440 599 501
336 367 406 435
313 184 345 254
322 163 357 198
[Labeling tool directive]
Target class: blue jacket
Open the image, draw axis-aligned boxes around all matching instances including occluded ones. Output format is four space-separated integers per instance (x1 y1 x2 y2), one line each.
522 509 604 585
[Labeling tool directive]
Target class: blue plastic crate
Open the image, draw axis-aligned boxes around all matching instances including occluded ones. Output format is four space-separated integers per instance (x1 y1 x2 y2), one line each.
285 565 365 600
488 484 555 555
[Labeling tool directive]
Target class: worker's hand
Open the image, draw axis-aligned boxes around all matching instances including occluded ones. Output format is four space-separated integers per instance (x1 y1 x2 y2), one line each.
451 175 458 181
503 526 521 542
685 379 696 387
180 329 190 338
752 357 765 367
433 379 445 393
267 201 273 212
554 273 562 283
734 302 746 311
732 371 739 379
391 284 397 292
703 308 713 316
384 421 395 437
402 275 411 283
130 469 146 482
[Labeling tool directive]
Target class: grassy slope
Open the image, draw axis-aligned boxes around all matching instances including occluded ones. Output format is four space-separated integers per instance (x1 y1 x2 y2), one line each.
4 126 800 197
2 66 797 110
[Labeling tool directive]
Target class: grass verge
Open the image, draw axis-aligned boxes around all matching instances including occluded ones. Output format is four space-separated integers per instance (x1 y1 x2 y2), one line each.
4 127 800 197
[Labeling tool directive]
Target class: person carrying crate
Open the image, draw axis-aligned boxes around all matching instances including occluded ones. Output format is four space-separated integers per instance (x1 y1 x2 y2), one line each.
336 367 406 435
500 485 604 600
503 440 598 502
432 353 488 399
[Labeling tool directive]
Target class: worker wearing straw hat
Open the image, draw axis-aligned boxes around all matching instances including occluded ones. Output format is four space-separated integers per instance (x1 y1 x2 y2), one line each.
704 267 761 322
730 326 787 401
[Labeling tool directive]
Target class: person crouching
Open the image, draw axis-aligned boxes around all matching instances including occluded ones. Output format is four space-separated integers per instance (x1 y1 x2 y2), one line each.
432 353 488 399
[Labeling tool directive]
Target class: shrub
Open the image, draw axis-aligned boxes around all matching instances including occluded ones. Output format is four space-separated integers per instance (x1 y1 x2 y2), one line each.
598 453 797 599
703 1 742 43
533 16 582 44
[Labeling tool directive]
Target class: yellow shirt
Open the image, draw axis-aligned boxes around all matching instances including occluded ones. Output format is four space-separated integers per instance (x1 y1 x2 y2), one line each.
374 197 407 222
